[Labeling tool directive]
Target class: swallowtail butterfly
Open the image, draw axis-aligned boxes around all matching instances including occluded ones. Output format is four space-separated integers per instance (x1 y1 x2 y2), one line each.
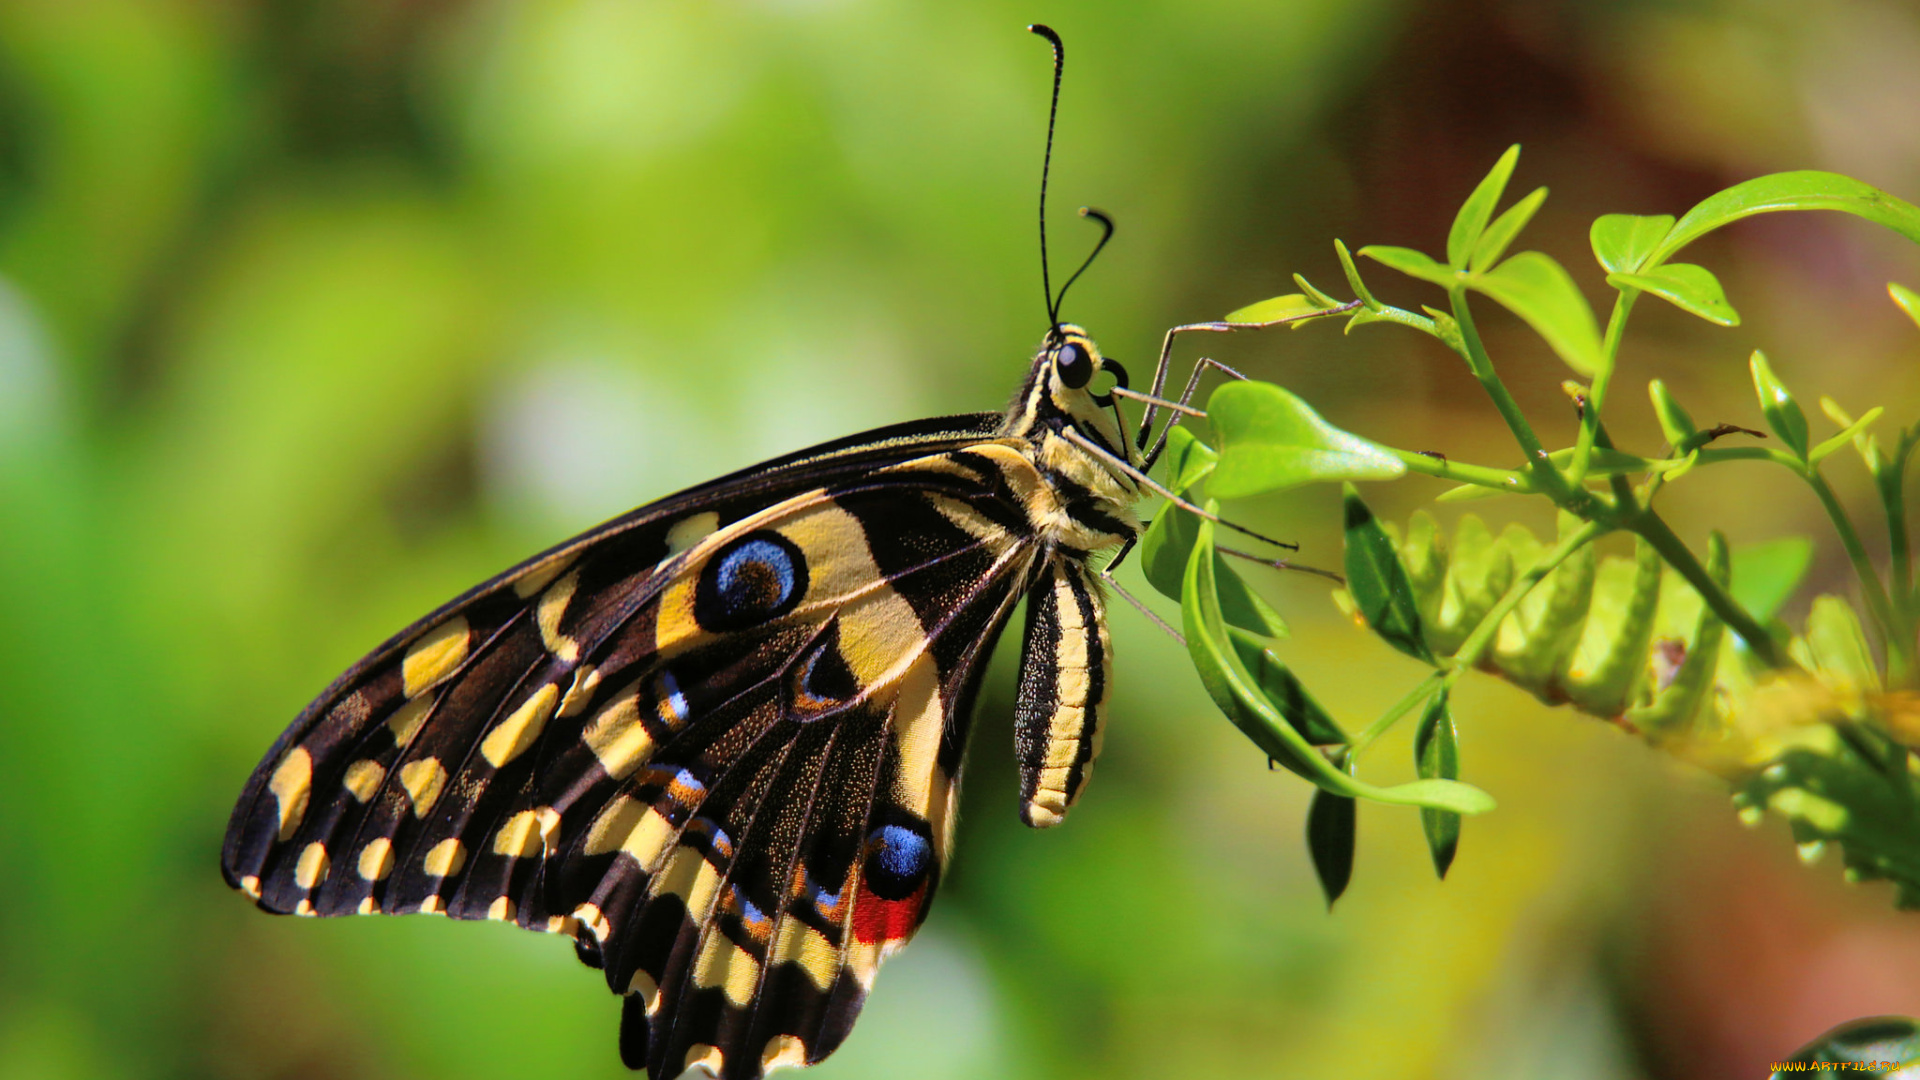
223 25 1262 1078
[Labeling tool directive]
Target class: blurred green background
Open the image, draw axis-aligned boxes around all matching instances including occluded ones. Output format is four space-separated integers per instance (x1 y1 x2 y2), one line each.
3 1 1920 1078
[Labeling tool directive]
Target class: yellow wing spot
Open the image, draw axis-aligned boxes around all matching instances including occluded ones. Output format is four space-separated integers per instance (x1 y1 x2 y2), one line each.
684 1044 725 1078
513 552 579 599
481 682 560 768
537 569 582 663
771 917 839 992
583 684 652 780
268 747 313 843
583 795 676 871
294 899 316 917
493 810 543 858
423 838 466 878
358 838 394 881
357 896 377 915
888 656 944 820
557 665 601 718
419 895 447 915
387 695 433 744
342 759 385 803
545 914 580 936
693 934 763 1007
239 875 262 899
665 512 720 556
294 842 330 890
629 969 661 1014
402 616 470 698
534 806 562 852
487 895 515 922
572 902 611 943
398 758 448 817
761 1035 809 1072
653 847 722 922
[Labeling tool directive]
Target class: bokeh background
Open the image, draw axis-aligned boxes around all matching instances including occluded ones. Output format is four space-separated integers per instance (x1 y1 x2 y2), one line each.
3 1 1920 1078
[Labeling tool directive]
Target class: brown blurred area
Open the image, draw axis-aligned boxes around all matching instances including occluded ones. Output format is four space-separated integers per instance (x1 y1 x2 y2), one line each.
1 1 1918 1078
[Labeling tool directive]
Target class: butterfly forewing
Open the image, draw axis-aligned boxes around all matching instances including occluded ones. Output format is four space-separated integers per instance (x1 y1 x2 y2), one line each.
221 412 1072 1080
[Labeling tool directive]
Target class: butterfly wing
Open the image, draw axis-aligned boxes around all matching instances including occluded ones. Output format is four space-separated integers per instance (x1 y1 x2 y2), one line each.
222 414 1047 1079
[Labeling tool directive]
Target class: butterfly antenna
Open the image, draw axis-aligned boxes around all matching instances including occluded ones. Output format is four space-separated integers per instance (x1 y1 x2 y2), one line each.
1052 206 1113 317
1029 23 1064 329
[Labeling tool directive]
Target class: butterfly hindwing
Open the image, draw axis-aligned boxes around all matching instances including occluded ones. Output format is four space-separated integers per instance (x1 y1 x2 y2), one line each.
222 413 1057 1079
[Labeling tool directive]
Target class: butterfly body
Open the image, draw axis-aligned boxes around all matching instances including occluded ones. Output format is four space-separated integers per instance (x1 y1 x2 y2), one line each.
223 325 1143 1078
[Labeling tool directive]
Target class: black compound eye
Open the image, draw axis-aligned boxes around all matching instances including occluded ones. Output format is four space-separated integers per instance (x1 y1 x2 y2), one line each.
1054 341 1094 389
693 531 808 631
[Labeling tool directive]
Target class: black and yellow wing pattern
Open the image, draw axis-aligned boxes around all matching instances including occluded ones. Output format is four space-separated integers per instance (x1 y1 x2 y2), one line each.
224 321 1144 1080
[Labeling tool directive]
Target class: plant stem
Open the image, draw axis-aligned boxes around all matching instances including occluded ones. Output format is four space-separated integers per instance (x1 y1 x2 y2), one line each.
1449 287 1569 499
1806 469 1905 678
1627 510 1792 669
1349 671 1447 758
1390 448 1531 491
1570 291 1639 484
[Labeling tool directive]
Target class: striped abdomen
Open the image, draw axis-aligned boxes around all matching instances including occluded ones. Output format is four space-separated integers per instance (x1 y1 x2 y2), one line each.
1013 557 1111 828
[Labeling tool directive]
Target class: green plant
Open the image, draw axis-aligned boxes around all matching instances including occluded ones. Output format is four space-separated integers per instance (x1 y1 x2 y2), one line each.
1144 146 1920 907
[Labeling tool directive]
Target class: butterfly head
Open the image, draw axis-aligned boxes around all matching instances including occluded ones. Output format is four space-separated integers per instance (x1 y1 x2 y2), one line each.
1000 322 1135 465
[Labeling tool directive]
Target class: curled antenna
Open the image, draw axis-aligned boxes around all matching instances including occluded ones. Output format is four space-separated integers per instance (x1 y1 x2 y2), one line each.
1053 206 1114 320
1029 23 1064 328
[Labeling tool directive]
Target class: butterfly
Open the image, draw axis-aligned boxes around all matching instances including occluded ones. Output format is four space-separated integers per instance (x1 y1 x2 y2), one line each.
221 24 1241 1080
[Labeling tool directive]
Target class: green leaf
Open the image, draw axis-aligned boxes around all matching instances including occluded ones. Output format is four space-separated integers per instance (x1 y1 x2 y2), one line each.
1342 484 1433 663
1804 595 1881 691
1810 406 1884 464
1229 628 1347 747
1359 245 1455 289
1206 381 1403 498
1224 293 1326 323
1891 282 1920 332
1307 781 1356 907
1333 239 1382 309
1731 537 1813 624
1414 689 1460 878
1138 506 1290 638
1292 272 1344 309
1651 171 1920 268
1469 251 1605 376
1774 1016 1920 1075
1749 350 1810 459
1589 213 1674 274
1161 424 1217 495
1448 144 1520 268
1179 512 1497 814
1469 186 1547 272
1607 263 1741 327
1648 379 1699 446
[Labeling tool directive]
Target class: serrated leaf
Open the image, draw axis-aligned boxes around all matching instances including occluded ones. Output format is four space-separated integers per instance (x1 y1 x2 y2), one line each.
1414 689 1460 878
1342 484 1433 663
1589 213 1674 274
1651 171 1920 268
1470 251 1605 376
1161 423 1217 495
1648 379 1698 446
1749 350 1810 459
1359 245 1455 289
1731 537 1814 624
1893 282 1920 331
1138 506 1289 637
1607 263 1741 326
1469 186 1547 272
1307 781 1356 907
1206 381 1404 498
1448 144 1520 268
1225 293 1325 323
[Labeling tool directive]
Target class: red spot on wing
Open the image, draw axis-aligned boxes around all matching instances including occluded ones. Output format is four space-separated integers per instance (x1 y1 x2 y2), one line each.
851 879 927 944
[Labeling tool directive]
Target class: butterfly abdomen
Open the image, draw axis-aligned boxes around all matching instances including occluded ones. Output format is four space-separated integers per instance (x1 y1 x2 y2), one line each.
1013 558 1112 828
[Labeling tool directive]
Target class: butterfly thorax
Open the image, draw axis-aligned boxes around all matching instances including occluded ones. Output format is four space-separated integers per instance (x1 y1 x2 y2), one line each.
995 324 1142 555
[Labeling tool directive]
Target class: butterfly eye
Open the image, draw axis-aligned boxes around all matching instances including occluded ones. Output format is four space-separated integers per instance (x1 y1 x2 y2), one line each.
694 532 808 631
1054 341 1094 389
